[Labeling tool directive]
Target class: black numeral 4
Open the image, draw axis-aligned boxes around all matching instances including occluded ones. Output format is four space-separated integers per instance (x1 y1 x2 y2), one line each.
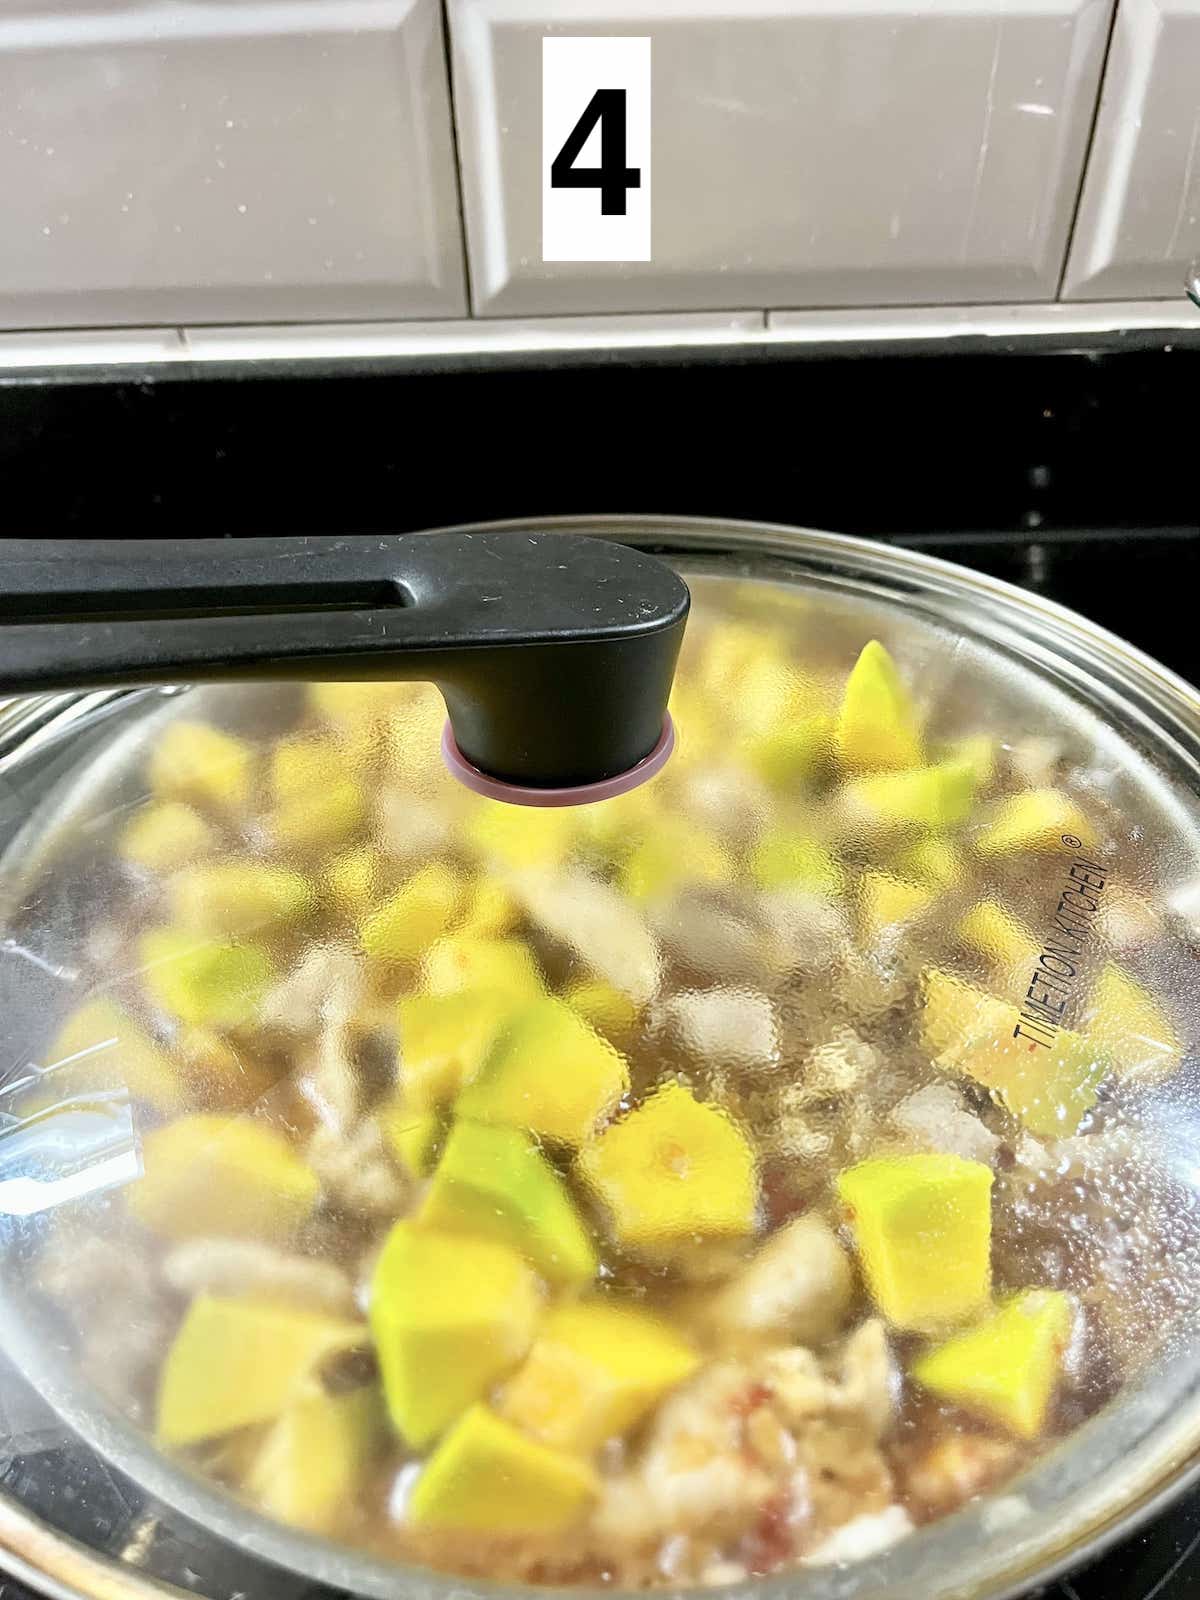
550 88 641 216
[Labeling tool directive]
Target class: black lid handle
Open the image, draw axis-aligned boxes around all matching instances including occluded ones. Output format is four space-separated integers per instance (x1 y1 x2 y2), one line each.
0 532 689 790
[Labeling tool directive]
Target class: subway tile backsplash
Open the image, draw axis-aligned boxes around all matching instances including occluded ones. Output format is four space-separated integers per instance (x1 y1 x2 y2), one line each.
0 0 1193 330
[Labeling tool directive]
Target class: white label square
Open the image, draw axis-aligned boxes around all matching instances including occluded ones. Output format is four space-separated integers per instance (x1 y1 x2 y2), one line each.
542 36 651 263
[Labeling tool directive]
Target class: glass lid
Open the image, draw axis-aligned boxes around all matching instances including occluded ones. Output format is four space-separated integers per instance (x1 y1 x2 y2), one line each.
3 521 1200 1600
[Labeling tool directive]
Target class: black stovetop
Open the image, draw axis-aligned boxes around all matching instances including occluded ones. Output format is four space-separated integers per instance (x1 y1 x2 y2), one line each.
0 343 1198 1600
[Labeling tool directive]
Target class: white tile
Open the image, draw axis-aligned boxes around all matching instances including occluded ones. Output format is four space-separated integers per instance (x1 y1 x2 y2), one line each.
0 0 465 327
449 0 1112 316
1063 0 1200 299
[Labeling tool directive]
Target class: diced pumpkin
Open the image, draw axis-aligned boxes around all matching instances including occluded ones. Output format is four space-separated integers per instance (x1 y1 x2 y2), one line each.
957 900 1041 972
369 1222 541 1448
247 1386 383 1535
360 865 463 966
697 623 793 733
45 998 187 1114
565 978 639 1041
308 680 414 726
380 1103 444 1177
140 929 275 1029
457 878 519 938
912 1289 1074 1439
938 733 996 789
149 722 254 816
397 989 519 1110
502 1300 700 1453
974 789 1096 855
1088 963 1182 1083
844 759 976 835
895 836 966 890
324 846 383 918
175 1025 277 1108
577 1081 757 1250
837 1154 993 1331
457 996 629 1147
130 1114 319 1242
619 818 733 903
858 872 936 941
835 640 923 772
749 829 844 895
270 736 342 802
156 1293 364 1446
919 968 1107 1138
120 801 216 874
272 780 367 854
740 712 835 791
169 862 313 938
420 1120 597 1287
466 801 577 871
408 1404 598 1533
422 935 544 1000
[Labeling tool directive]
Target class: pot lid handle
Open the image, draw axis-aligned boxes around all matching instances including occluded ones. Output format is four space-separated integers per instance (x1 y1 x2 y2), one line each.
0 532 689 796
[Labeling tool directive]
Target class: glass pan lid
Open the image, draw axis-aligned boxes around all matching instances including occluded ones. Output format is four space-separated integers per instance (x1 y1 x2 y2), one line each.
3 518 1200 1600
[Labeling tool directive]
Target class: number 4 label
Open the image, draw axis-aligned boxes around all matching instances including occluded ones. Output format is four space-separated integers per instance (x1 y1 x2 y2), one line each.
543 37 651 262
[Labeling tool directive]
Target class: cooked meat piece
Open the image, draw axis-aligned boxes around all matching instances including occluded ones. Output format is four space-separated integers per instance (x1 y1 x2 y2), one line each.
803 1506 912 1566
658 987 777 1070
675 766 771 847
376 786 452 868
510 867 661 1005
261 943 362 1036
650 888 769 986
592 1364 775 1545
704 1216 853 1348
306 1117 408 1218
891 1084 1001 1166
838 1320 897 1441
162 1237 355 1316
755 890 851 975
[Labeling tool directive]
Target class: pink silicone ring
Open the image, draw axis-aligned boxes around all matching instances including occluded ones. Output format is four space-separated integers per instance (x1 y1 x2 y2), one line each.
441 714 675 808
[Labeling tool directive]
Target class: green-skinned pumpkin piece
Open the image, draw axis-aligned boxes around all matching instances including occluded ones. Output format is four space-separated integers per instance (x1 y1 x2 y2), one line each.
379 1101 444 1176
457 995 629 1147
47 998 188 1114
130 1115 320 1242
920 968 1108 1138
740 712 835 791
957 900 1041 972
835 640 923 772
169 862 313 938
246 1386 383 1534
576 1081 757 1251
974 788 1096 855
396 989 519 1111
422 934 544 999
912 1289 1074 1439
894 835 965 890
419 1120 597 1287
844 759 976 836
156 1294 365 1446
501 1299 700 1453
149 722 254 816
837 1153 994 1331
565 977 639 1041
369 1222 541 1448
360 864 463 966
140 928 275 1029
858 872 937 941
408 1403 599 1533
749 829 843 895
619 817 733 902
1088 963 1182 1084
120 801 216 874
